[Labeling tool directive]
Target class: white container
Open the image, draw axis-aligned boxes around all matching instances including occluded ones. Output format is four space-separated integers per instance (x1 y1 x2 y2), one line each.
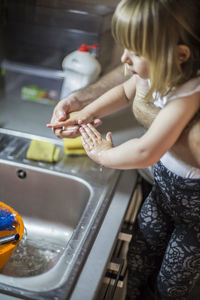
60 44 101 99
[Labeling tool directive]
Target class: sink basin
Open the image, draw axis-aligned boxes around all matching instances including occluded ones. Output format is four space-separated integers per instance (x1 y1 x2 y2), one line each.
0 161 91 277
0 129 120 299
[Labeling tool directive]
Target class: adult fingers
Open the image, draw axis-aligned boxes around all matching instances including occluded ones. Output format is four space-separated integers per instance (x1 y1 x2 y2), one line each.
58 127 80 138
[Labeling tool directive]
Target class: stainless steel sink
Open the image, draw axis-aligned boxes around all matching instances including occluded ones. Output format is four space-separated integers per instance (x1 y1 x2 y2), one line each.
0 129 120 300
0 161 91 277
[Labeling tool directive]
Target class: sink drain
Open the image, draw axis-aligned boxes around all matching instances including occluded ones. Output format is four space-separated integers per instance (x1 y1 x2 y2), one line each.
17 169 27 179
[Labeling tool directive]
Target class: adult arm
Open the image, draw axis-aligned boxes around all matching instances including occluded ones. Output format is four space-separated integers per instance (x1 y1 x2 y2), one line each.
49 65 125 137
48 75 136 129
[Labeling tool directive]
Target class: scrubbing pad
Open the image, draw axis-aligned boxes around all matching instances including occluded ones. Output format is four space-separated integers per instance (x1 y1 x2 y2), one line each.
63 136 86 155
26 140 60 162
0 209 15 231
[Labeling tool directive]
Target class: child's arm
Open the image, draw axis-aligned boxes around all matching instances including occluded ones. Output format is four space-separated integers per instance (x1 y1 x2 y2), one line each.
80 93 200 169
47 76 137 129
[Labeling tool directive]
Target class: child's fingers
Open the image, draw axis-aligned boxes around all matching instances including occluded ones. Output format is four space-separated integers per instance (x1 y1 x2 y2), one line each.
46 122 67 129
46 119 77 128
82 124 98 144
87 123 102 140
80 126 92 144
81 137 90 151
46 122 65 129
47 117 101 129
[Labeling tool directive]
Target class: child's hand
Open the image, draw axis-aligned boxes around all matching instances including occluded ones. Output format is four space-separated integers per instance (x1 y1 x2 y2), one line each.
80 123 113 164
46 110 102 138
47 110 89 128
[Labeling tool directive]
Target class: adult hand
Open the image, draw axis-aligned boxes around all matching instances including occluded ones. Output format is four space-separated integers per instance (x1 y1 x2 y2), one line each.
49 94 80 138
47 94 101 138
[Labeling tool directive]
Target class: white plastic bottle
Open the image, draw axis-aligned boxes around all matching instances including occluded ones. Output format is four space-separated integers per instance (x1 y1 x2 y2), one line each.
60 44 101 99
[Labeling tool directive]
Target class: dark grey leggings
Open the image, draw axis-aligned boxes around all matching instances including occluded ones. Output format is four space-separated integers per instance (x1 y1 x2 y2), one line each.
127 162 200 299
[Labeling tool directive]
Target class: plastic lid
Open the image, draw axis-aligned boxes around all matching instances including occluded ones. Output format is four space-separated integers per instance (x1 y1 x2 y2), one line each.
78 44 98 52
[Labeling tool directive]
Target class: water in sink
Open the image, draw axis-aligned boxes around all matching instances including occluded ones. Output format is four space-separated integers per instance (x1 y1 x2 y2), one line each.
1 219 71 277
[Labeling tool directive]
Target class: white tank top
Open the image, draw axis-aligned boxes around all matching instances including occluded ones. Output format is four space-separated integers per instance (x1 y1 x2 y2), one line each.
152 76 200 179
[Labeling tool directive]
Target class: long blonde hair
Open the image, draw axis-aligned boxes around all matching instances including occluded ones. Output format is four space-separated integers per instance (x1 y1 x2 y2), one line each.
112 0 200 100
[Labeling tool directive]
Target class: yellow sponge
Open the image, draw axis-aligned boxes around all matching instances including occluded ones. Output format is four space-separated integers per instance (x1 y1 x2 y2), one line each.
63 136 86 155
26 140 60 162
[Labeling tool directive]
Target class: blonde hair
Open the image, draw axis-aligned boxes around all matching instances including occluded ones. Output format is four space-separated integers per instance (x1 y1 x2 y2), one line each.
112 0 200 100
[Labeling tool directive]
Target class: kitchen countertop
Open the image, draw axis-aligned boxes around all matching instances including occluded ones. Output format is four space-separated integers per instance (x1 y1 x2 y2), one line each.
0 93 145 300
